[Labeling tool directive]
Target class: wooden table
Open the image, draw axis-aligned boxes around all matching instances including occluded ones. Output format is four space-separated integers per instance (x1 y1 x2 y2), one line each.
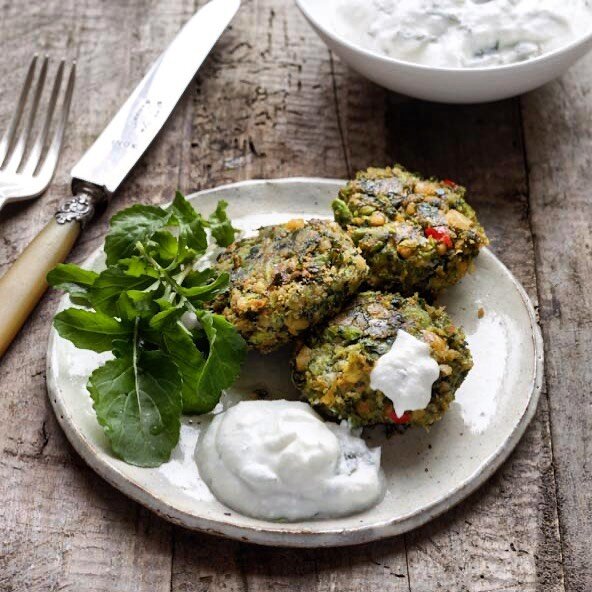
0 1 589 591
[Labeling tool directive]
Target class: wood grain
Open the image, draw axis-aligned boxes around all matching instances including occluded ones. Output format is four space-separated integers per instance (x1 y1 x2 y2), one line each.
171 3 563 591
0 1 196 590
367 97 563 592
522 54 592 592
0 0 586 590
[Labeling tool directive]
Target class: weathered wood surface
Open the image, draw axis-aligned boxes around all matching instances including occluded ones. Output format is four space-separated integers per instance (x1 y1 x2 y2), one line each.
522 61 592 592
0 0 588 590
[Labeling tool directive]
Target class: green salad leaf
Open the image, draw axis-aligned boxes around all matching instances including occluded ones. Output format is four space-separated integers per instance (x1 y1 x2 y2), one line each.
48 192 246 467
47 264 99 306
169 191 208 256
160 310 247 414
194 310 246 412
207 200 237 247
88 329 183 467
89 267 156 317
53 309 130 352
181 272 229 303
104 204 170 265
161 323 206 413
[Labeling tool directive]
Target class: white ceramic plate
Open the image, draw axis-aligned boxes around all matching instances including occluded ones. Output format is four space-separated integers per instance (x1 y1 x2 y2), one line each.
46 179 543 547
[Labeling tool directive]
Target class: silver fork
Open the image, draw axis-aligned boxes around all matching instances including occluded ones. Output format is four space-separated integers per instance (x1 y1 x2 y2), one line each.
0 55 75 211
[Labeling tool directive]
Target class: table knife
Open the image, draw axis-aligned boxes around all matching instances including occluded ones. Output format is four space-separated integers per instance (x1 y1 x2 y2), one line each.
0 0 240 358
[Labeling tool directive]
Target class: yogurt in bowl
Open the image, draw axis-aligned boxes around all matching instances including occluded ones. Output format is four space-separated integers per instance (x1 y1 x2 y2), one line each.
295 0 592 102
333 0 592 69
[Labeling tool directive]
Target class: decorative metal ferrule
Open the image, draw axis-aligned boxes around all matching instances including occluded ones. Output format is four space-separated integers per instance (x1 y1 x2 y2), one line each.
55 182 106 227
55 194 96 226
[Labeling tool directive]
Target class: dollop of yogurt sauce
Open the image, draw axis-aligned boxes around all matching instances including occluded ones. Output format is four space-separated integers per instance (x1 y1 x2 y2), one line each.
370 330 440 417
333 0 592 68
196 400 384 521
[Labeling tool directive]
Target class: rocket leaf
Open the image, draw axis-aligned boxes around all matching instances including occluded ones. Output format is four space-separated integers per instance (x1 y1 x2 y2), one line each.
53 309 130 352
88 336 183 467
207 200 237 247
48 191 247 467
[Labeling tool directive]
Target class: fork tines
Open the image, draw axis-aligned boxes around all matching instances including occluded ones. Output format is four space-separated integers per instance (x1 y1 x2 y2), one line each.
0 55 76 177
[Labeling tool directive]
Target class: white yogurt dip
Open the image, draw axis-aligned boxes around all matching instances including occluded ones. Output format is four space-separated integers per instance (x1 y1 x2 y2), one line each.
333 0 592 68
196 400 384 521
370 330 440 417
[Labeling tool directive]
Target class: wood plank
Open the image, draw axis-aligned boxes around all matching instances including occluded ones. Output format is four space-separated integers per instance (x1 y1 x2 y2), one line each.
0 1 198 590
0 447 172 592
172 529 411 592
0 0 569 590
184 0 348 190
334 42 565 592
171 3 562 592
171 2 410 588
522 56 592 592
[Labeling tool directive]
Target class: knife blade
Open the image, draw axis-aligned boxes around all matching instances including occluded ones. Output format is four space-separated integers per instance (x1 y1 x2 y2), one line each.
72 0 240 198
0 0 240 358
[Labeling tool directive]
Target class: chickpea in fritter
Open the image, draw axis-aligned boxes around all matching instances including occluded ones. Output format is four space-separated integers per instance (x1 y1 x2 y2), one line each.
333 165 488 296
292 291 473 428
213 218 369 352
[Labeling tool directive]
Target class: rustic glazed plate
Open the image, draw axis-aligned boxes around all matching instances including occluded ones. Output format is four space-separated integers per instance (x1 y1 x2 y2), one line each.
46 179 544 547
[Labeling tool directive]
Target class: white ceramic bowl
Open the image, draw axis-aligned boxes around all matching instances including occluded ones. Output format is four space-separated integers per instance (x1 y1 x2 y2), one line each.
295 0 592 104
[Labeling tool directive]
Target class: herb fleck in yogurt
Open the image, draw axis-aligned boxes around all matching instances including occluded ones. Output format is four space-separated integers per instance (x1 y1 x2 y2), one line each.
333 0 592 68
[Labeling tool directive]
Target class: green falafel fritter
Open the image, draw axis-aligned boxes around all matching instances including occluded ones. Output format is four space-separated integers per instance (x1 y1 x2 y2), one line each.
213 218 368 353
333 165 489 296
292 291 472 428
